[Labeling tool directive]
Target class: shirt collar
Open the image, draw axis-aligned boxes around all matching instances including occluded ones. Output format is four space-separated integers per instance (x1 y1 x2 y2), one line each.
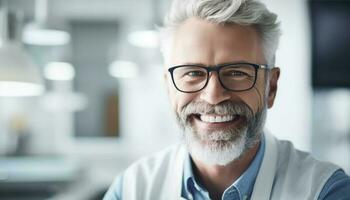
182 135 266 199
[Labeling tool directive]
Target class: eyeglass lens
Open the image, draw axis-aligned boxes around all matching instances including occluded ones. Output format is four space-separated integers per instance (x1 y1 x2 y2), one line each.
172 64 256 92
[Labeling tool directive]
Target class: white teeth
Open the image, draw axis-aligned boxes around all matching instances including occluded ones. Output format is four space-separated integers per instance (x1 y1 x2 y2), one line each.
209 116 215 122
200 115 236 123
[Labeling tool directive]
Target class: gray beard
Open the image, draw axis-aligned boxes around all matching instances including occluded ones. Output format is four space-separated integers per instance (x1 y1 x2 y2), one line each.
175 101 267 166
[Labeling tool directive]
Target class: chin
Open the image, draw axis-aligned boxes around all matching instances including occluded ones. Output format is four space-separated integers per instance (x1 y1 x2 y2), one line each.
185 128 249 166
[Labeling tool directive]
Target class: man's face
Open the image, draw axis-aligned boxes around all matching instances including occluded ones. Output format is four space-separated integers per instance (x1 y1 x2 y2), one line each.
165 18 279 165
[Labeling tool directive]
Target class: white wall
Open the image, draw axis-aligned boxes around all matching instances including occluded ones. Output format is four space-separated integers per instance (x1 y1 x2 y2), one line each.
118 62 182 154
263 0 312 151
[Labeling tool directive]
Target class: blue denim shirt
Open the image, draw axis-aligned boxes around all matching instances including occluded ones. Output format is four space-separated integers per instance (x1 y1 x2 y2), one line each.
103 138 350 200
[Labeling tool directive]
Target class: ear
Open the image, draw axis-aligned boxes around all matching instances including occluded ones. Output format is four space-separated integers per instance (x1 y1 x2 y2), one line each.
267 68 280 108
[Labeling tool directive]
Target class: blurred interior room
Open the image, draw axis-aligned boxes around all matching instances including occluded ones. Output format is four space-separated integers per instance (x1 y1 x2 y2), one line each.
0 0 349 199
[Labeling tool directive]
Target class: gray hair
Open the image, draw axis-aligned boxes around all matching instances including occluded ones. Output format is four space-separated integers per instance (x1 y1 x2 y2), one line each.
159 0 281 67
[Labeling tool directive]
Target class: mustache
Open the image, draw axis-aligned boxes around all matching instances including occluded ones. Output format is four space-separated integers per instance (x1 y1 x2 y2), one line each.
179 101 254 123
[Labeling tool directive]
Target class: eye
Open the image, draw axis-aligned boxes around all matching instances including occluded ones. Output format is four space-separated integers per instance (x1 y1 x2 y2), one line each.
223 70 249 77
220 65 255 79
185 70 206 77
230 71 247 76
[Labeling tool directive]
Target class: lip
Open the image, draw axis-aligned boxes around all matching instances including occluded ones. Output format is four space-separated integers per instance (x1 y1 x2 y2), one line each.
191 114 244 132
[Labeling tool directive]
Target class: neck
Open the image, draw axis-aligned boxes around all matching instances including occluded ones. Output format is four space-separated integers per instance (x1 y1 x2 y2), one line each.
191 142 260 200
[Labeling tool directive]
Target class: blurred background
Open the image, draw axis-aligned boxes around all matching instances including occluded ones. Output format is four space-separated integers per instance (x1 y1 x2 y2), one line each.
0 0 349 199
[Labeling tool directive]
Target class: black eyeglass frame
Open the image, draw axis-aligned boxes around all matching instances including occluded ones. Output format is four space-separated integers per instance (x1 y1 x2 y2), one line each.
168 62 270 93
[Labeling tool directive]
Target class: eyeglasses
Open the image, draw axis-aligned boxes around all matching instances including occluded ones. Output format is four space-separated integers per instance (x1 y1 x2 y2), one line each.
168 62 270 93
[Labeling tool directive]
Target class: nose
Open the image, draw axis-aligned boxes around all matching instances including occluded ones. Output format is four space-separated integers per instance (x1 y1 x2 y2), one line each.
199 73 231 105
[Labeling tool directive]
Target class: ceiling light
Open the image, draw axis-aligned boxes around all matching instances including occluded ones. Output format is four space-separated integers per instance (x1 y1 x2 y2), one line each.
22 0 70 46
0 9 44 97
44 62 75 81
109 60 138 78
128 30 159 48
0 82 43 97
23 23 70 46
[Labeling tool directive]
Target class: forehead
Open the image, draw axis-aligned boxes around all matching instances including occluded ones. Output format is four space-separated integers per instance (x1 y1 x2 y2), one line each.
169 17 264 66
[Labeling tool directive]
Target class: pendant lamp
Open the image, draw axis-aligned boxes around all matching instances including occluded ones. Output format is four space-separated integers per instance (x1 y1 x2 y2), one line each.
0 9 44 97
22 0 70 46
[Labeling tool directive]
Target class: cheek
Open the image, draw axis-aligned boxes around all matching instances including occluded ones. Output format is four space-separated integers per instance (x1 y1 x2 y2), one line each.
167 80 196 113
236 92 260 113
237 78 266 113
174 93 196 113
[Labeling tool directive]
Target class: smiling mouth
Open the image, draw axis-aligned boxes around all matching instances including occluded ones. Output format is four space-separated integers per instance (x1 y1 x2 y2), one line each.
191 114 241 123
189 113 245 134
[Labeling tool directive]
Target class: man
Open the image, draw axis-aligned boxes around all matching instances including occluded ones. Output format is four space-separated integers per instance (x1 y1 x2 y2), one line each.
104 0 350 199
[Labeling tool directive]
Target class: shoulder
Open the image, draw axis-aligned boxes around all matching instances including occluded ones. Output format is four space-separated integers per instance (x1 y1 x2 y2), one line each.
275 138 340 174
124 144 185 177
318 169 350 200
103 145 182 200
121 144 187 199
104 144 186 200
269 137 341 199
